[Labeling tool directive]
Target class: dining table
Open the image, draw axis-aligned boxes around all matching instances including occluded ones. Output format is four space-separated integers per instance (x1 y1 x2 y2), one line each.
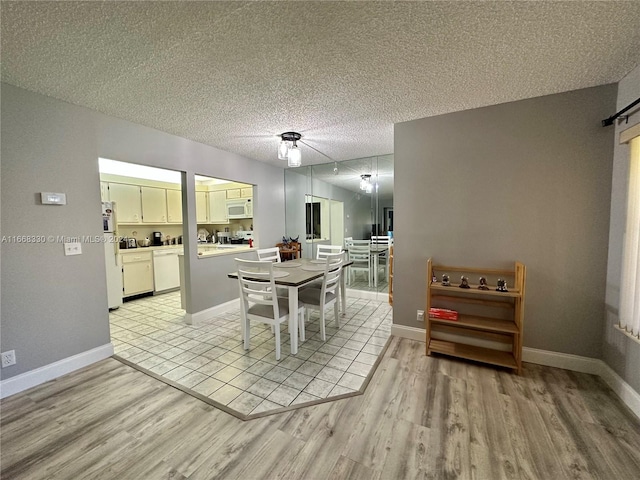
227 257 352 356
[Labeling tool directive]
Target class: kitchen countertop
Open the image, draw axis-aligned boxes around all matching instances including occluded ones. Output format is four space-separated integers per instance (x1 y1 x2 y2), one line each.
120 243 254 258
119 244 184 253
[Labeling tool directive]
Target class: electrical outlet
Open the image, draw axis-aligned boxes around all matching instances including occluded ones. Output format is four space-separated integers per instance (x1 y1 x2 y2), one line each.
1 350 16 368
417 310 425 322
64 242 82 256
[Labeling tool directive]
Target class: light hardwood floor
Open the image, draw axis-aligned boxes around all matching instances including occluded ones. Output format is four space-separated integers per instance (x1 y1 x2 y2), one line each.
2 337 640 480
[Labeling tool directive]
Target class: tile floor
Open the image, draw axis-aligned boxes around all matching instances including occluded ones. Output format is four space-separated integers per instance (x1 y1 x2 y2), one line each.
110 291 392 419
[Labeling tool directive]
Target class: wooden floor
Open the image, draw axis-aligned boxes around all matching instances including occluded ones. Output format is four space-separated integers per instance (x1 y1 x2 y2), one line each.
2 337 640 480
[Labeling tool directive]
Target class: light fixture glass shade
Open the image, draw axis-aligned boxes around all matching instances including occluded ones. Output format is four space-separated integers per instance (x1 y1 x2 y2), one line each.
287 144 301 167
278 140 289 160
365 183 373 194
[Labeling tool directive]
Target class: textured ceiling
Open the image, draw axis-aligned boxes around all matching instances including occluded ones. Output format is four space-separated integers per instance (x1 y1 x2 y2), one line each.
2 1 640 169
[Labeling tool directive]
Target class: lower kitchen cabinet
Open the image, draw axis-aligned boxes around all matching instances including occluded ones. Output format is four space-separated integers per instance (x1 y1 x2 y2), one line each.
121 251 154 297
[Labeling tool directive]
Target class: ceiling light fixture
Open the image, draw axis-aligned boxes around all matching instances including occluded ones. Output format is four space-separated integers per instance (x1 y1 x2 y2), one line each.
360 174 373 193
278 132 302 167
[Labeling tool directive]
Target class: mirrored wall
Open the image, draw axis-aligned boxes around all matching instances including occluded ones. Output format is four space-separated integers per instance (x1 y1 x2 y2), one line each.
284 155 394 298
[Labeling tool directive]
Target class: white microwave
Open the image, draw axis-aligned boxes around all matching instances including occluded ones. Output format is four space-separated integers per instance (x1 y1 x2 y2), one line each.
226 198 252 219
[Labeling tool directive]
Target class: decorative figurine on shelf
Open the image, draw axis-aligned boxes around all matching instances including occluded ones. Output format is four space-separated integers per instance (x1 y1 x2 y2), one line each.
496 278 508 292
478 276 490 290
459 276 470 288
432 270 438 284
442 274 451 286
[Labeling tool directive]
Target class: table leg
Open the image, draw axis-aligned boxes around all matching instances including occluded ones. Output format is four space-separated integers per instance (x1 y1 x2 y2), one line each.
374 253 379 287
288 286 299 355
340 269 347 316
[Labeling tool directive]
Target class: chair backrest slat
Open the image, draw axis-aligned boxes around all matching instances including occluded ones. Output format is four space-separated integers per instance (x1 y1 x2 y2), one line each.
317 244 343 260
256 247 281 263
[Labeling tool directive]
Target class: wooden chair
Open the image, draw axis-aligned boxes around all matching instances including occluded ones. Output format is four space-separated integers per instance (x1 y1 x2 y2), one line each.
256 247 281 263
298 252 344 341
235 259 304 360
277 241 302 261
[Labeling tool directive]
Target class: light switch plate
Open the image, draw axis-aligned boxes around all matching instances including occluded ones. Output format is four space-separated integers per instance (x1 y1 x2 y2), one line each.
64 242 82 256
41 192 67 205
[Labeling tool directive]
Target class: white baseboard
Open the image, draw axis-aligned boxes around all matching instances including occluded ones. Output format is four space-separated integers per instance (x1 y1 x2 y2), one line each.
185 298 240 325
597 362 640 419
345 288 387 301
0 343 114 399
521 347 602 374
391 325 640 419
391 324 426 342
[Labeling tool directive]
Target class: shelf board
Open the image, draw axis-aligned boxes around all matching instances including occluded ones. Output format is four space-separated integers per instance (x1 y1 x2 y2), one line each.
428 339 517 369
431 282 521 298
429 314 519 334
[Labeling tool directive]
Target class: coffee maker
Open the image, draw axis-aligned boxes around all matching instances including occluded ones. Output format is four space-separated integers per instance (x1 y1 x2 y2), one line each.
151 232 163 246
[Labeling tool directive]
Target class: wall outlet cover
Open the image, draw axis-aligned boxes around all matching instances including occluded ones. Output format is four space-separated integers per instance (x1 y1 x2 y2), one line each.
1 350 16 368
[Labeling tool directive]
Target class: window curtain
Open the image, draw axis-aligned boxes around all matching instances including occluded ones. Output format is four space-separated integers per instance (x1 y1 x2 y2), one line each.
619 136 640 337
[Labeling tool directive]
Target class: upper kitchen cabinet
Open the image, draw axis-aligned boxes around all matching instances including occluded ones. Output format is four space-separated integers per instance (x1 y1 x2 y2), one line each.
141 186 167 223
226 188 241 199
225 187 253 199
108 183 141 223
166 189 182 224
196 191 208 223
208 190 228 223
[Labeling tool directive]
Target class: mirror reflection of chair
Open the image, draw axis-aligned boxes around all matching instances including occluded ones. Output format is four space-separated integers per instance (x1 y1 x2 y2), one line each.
298 252 344 341
371 235 392 279
235 259 304 360
256 247 281 263
348 240 372 286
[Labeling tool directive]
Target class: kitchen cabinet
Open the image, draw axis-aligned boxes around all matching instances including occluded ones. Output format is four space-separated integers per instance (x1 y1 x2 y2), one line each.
121 251 153 296
426 258 526 374
241 187 253 198
208 190 228 223
226 188 241 199
153 249 181 292
141 186 167 223
166 189 182 223
100 182 110 202
196 191 208 223
108 183 141 223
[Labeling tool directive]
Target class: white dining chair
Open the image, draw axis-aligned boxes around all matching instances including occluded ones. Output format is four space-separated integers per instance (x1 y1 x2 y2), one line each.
308 245 344 289
348 240 372 286
298 252 344 341
371 235 392 279
235 259 304 360
256 247 281 263
316 244 343 259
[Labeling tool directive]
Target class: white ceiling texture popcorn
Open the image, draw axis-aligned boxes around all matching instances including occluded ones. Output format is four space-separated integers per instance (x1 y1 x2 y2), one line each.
2 1 639 167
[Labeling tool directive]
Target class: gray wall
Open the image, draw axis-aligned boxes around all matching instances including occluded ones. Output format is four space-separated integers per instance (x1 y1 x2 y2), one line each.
1 83 285 379
394 85 616 357
603 64 640 393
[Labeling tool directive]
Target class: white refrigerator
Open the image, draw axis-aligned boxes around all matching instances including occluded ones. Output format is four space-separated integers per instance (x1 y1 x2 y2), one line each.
103 201 123 310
